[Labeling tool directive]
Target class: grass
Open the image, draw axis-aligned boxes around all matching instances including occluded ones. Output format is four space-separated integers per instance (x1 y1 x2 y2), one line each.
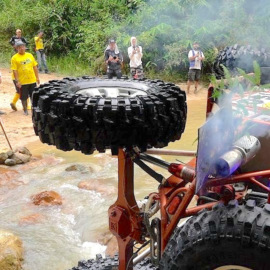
47 54 92 77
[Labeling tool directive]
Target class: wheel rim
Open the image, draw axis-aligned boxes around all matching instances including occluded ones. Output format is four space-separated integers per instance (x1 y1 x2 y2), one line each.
214 266 252 270
76 87 148 98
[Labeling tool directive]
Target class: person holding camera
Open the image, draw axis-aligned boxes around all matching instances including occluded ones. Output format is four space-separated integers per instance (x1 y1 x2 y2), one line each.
104 39 123 79
9 29 28 51
187 42 205 94
34 30 49 74
128 37 143 79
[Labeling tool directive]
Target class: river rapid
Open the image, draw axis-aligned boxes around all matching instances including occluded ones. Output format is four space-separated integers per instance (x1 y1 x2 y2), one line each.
0 97 207 270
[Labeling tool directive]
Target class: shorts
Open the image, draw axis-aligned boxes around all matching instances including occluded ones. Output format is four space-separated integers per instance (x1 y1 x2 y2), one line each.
107 68 122 79
20 83 37 101
130 65 144 79
188 69 201 81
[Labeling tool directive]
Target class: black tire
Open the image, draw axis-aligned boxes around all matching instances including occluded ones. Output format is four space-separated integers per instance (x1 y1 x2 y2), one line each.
32 77 187 155
159 200 270 270
70 254 158 270
213 44 270 79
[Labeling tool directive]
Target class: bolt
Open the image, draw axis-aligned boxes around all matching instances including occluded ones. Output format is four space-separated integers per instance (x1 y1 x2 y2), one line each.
111 211 117 217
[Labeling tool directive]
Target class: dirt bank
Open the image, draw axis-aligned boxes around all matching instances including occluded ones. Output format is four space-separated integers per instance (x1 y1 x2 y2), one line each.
0 67 208 152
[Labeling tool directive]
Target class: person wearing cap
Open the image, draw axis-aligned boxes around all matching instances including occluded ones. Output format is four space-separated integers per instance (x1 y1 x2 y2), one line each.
104 39 123 79
128 37 143 79
187 42 205 94
9 29 30 111
9 29 28 51
34 30 49 74
11 41 40 115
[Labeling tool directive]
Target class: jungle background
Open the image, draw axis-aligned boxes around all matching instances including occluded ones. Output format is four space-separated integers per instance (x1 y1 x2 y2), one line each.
0 0 269 82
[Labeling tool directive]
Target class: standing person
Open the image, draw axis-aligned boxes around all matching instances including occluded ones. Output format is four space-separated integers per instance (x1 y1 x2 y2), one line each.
104 39 123 79
0 71 4 115
9 29 29 111
34 30 49 73
9 29 28 51
11 41 40 115
128 37 144 79
187 42 205 94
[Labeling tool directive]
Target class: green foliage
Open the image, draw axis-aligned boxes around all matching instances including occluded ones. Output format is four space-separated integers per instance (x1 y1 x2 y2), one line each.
0 0 269 80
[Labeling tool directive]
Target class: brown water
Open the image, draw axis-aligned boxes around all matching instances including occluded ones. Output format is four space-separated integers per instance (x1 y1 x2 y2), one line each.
0 96 207 270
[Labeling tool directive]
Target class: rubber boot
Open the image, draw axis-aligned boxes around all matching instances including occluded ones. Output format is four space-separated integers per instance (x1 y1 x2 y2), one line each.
10 93 20 111
27 98 31 110
21 100 28 116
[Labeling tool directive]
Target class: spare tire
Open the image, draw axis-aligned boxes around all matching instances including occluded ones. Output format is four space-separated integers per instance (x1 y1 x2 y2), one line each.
213 44 270 79
32 77 187 155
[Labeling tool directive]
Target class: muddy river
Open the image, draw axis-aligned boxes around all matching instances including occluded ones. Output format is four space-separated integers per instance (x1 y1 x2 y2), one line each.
0 97 207 270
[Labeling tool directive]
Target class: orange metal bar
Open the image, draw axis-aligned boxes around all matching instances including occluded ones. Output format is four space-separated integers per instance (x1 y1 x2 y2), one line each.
183 201 217 217
206 170 270 188
161 179 196 251
108 149 143 270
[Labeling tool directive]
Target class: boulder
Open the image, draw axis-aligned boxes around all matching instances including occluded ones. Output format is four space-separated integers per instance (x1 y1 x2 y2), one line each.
0 230 23 270
0 152 8 164
31 191 63 206
78 180 116 195
6 150 14 158
11 153 31 164
5 159 16 166
65 164 90 173
15 147 31 157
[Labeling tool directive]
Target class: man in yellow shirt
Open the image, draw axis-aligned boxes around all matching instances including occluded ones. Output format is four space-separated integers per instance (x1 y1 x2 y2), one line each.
34 30 49 73
11 41 40 115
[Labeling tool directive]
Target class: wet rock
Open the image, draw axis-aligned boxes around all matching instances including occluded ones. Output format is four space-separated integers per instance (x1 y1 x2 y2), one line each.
6 150 14 158
0 168 19 187
97 231 118 256
4 159 16 166
0 230 23 270
0 152 8 164
65 164 90 173
19 213 44 225
15 147 31 157
78 180 116 195
31 191 63 206
19 156 62 172
11 153 31 164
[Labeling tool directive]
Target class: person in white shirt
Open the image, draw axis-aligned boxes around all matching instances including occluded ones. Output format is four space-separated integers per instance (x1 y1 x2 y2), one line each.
128 37 144 79
187 42 205 94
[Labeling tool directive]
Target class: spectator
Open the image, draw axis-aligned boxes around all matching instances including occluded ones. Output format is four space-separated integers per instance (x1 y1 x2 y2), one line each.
9 29 30 111
0 71 4 115
11 41 40 115
104 39 123 79
187 42 205 94
34 30 49 73
9 29 28 51
128 37 144 79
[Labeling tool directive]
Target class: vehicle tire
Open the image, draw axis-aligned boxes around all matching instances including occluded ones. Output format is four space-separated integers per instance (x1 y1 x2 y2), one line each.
70 254 158 270
213 44 270 79
159 199 270 270
32 77 187 155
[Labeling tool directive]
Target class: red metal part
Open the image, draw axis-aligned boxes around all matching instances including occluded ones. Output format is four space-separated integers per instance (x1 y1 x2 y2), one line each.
167 196 182 215
206 85 215 118
108 146 270 267
168 163 195 182
108 149 144 270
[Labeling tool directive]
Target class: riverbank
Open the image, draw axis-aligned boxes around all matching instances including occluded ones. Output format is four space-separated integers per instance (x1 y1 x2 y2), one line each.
0 67 208 152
